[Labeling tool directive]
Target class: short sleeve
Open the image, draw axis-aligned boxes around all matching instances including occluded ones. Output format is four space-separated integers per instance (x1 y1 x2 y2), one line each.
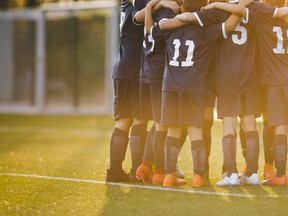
250 1 276 18
133 0 150 10
156 8 176 24
196 8 229 26
132 8 144 25
204 23 225 44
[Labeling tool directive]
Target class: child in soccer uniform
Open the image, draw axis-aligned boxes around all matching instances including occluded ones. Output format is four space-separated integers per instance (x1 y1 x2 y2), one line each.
247 0 288 185
133 0 187 185
181 0 262 186
153 0 243 187
203 0 288 186
106 0 148 183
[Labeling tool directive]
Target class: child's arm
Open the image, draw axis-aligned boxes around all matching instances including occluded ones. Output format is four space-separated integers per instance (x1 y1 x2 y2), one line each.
274 7 288 18
145 0 160 34
202 2 248 17
134 0 179 24
223 0 252 34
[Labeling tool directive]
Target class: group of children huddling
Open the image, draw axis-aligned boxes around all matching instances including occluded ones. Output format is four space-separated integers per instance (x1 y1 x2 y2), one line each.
106 0 288 187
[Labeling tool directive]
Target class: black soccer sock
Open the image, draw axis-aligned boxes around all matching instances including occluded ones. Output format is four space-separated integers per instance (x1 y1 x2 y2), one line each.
142 124 155 164
263 123 274 165
239 126 247 161
109 127 129 173
191 140 206 177
164 136 180 174
153 131 167 170
129 124 147 171
273 134 287 177
245 131 259 176
222 134 238 176
203 120 213 172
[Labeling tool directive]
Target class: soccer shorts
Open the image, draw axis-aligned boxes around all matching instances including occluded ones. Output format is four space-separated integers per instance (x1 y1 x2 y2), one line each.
267 86 288 127
140 82 162 123
113 79 141 121
161 91 205 128
217 88 261 119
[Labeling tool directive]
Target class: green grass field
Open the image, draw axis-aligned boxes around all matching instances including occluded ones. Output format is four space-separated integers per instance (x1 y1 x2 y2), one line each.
0 114 287 216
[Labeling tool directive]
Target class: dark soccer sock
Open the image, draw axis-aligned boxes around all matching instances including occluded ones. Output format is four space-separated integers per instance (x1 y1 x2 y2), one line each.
222 134 238 176
191 140 206 177
142 124 156 166
245 131 259 176
153 130 167 170
109 127 129 173
273 134 287 177
129 124 147 171
203 120 213 172
164 136 180 174
239 126 247 161
263 123 274 165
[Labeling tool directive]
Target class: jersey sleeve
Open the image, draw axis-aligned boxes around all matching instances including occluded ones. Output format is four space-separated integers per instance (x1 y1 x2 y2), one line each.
204 23 226 44
195 8 229 26
133 0 150 10
247 2 277 27
157 8 177 30
251 1 277 18
132 8 144 25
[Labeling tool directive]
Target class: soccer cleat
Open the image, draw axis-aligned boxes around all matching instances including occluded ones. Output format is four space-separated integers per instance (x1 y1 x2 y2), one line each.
239 173 260 185
163 173 187 187
262 174 287 186
176 165 185 179
192 174 205 187
238 163 247 178
136 163 154 183
216 173 240 187
152 173 165 185
262 164 277 180
152 168 165 185
129 169 142 183
106 169 130 183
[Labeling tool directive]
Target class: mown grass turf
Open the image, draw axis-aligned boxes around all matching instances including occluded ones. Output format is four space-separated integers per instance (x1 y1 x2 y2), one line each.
0 114 287 216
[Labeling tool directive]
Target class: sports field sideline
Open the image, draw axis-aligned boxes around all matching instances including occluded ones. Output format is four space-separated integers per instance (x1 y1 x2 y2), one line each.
0 114 287 215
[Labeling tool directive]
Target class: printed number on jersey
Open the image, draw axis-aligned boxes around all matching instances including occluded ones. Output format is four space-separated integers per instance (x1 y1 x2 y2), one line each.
273 26 288 54
231 23 247 45
169 39 195 67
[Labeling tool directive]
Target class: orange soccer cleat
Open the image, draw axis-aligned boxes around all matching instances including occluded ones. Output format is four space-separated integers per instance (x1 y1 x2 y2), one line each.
238 163 247 178
136 163 154 183
152 168 165 185
163 173 187 187
262 164 277 180
192 174 205 187
262 174 287 186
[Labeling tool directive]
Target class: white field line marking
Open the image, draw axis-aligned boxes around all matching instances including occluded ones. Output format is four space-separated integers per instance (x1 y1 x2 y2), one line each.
0 173 287 198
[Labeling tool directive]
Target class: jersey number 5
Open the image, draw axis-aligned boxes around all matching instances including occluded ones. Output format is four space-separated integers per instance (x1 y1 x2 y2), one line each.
273 26 288 54
169 39 195 67
232 23 247 45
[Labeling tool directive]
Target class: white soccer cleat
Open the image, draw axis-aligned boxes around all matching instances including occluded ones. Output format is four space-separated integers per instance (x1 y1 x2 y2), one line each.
216 173 240 186
239 173 260 185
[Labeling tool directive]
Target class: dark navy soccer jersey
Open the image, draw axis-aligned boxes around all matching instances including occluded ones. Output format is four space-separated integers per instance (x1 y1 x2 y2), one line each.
163 23 225 93
112 0 144 82
249 3 288 85
196 6 260 95
140 8 175 84
133 0 150 10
